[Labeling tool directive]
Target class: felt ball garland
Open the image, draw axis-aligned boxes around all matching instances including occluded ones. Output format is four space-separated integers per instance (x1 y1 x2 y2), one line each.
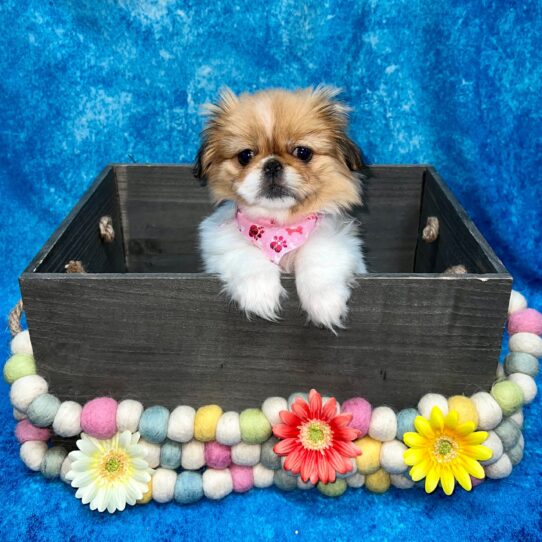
3 289 541 510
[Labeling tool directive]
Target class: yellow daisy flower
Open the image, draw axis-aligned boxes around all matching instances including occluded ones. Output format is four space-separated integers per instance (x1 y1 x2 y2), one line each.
403 406 492 495
66 431 153 513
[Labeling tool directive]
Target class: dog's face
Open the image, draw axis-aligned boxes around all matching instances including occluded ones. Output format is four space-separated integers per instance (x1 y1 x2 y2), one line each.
194 86 364 220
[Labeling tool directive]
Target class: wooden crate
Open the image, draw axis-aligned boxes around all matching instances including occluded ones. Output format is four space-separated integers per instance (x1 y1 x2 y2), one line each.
19 164 512 410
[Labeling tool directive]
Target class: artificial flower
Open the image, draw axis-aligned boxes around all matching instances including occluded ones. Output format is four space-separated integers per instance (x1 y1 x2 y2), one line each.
66 431 153 513
272 389 360 484
403 406 492 495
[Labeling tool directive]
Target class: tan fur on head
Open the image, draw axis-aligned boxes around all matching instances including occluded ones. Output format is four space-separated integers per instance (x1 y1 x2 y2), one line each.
194 86 364 223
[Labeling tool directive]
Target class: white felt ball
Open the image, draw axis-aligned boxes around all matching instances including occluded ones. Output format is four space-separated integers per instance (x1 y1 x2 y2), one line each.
261 397 288 426
368 406 397 442
216 411 242 446
13 408 26 421
518 433 525 450
507 373 538 404
231 442 261 466
485 454 513 479
253 464 274 488
20 441 48 471
417 393 448 419
480 431 504 466
116 400 143 433
380 440 408 474
508 290 527 314
297 478 314 490
509 409 524 429
496 363 505 379
509 332 542 358
203 468 233 500
167 405 195 443
53 401 82 437
346 473 365 489
60 455 72 484
10 374 48 413
139 439 161 469
470 392 503 430
390 473 415 489
10 330 33 356
152 468 177 503
322 396 341 415
180 440 205 470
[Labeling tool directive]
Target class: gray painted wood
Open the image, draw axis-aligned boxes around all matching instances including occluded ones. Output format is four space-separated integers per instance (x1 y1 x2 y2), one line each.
20 273 511 411
19 163 512 412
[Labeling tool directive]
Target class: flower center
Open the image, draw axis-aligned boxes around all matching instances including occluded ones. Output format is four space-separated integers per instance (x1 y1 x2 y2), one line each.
99 451 128 480
299 420 332 451
432 437 458 463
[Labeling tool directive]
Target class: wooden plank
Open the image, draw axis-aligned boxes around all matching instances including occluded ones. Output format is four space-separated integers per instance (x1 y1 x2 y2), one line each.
414 168 508 274
20 273 511 411
114 164 424 274
26 166 126 274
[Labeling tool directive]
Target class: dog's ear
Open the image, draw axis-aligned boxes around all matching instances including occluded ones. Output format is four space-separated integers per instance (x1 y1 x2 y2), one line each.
338 134 365 171
193 141 209 186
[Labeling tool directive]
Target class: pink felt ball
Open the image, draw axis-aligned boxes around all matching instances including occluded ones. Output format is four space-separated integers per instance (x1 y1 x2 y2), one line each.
470 475 484 488
15 419 51 443
205 441 232 469
230 464 254 493
341 397 372 437
508 309 542 336
80 397 118 439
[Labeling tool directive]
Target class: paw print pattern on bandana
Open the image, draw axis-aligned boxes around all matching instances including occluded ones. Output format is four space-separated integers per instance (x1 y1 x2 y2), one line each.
249 225 265 239
270 235 288 253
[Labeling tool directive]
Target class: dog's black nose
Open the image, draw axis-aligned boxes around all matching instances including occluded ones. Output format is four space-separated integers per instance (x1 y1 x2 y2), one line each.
263 159 283 179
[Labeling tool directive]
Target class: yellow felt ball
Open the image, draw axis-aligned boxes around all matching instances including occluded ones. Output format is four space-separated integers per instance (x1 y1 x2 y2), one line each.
354 436 381 475
137 481 152 504
448 396 479 427
194 405 223 442
365 468 391 494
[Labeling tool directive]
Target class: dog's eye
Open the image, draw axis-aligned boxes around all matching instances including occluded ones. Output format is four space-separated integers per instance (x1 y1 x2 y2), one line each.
292 146 313 162
237 149 254 166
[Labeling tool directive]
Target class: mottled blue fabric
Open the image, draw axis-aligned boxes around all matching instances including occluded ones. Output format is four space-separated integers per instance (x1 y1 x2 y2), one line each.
1 1 541 540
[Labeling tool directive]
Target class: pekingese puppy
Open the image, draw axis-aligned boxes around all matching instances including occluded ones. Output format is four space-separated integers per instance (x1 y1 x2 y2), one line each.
194 86 367 330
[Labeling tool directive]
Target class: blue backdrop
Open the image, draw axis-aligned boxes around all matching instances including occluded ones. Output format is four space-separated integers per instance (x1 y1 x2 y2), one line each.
1 1 541 540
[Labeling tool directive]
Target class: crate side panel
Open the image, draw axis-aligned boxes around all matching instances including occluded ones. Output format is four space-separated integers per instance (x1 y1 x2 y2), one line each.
415 169 507 274
21 275 511 410
36 169 126 273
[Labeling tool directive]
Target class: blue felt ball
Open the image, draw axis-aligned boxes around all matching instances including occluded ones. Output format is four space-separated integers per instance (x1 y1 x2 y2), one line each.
139 405 170 444
396 408 418 440
504 352 539 378
287 392 308 409
27 394 61 428
160 439 182 469
495 418 521 451
174 471 204 504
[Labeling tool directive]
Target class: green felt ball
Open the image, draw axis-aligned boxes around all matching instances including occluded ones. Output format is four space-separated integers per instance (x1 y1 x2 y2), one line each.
317 478 348 497
273 470 297 491
491 380 524 416
508 441 524 466
27 394 61 428
288 392 309 409
504 352 539 378
239 408 272 444
494 418 521 451
40 446 67 479
3 354 36 384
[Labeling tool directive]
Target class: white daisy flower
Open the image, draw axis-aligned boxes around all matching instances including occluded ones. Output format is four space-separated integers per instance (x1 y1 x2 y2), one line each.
66 431 153 513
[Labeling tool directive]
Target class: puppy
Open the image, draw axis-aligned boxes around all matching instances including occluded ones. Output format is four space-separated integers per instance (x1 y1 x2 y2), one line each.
195 86 367 330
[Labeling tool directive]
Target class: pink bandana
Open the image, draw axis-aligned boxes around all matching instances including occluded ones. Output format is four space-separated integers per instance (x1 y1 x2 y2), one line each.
235 208 319 264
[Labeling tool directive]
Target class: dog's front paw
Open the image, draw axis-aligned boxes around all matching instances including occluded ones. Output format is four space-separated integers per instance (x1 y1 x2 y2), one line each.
227 273 286 322
299 282 351 331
